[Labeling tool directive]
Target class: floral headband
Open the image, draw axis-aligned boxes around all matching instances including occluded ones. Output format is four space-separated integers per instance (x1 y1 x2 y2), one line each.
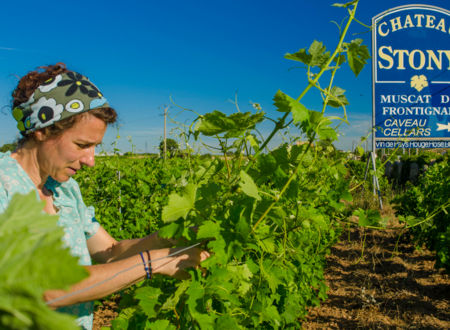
12 71 109 135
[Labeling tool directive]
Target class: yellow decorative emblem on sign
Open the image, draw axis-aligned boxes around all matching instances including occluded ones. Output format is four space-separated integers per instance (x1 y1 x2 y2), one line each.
410 75 428 92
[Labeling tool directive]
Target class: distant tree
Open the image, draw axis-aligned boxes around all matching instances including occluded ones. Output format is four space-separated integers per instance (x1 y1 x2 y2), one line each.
159 138 179 158
0 141 18 153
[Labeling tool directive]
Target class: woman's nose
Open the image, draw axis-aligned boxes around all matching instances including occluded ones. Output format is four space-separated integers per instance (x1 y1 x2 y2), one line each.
80 147 95 167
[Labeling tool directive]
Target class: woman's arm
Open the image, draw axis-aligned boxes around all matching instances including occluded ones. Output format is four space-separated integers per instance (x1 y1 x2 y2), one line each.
87 226 177 263
45 226 207 308
44 245 208 308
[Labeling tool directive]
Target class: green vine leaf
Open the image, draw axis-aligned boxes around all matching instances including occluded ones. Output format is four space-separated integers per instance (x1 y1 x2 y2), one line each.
194 110 264 138
194 110 235 136
239 170 261 201
135 286 162 318
147 320 176 329
316 117 338 141
197 220 222 239
332 0 358 8
186 281 216 328
356 146 364 157
273 90 309 124
0 192 88 330
162 184 197 222
354 208 387 228
161 281 190 311
326 86 349 108
215 315 240 329
398 215 422 227
227 263 253 295
344 39 370 77
285 40 330 68
333 54 346 65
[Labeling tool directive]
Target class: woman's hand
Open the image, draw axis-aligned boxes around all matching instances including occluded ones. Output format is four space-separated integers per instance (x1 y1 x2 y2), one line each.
150 247 210 280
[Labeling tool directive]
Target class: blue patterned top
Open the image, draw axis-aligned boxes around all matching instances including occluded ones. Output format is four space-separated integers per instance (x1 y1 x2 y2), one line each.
0 151 100 330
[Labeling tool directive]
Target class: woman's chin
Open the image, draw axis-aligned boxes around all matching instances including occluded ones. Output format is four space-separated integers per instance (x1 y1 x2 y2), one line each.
53 173 71 183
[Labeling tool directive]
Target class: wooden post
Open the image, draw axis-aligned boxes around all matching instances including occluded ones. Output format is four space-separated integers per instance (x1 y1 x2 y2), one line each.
163 106 168 161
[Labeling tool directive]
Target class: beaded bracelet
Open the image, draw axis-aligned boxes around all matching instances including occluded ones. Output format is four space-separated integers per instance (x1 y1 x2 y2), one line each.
146 250 153 279
139 251 151 279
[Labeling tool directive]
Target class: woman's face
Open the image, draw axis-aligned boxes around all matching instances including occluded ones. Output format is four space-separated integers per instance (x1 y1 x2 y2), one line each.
36 114 107 182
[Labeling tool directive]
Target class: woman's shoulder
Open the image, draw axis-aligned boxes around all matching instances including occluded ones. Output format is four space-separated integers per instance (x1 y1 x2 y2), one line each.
0 152 34 187
0 151 16 169
0 152 38 211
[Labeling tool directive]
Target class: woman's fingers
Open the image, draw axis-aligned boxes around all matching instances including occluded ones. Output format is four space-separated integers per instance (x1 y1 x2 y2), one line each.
151 246 210 279
169 247 210 278
200 250 210 262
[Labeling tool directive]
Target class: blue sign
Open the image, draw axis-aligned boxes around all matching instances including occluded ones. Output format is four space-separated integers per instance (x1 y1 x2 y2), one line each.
372 4 450 148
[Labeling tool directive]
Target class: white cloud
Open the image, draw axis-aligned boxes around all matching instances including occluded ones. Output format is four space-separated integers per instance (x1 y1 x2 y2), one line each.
0 46 16 51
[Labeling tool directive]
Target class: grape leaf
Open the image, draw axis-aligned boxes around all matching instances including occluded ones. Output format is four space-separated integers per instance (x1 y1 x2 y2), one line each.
285 40 330 68
356 146 364 157
161 281 190 310
344 39 370 77
215 315 239 329
0 192 88 330
354 208 386 228
326 86 349 108
158 222 183 239
262 259 282 293
135 286 162 318
261 305 281 327
194 111 236 136
197 220 222 239
332 0 358 8
194 110 264 138
185 281 216 328
162 184 197 222
340 190 353 202
227 263 253 295
273 90 309 124
147 319 176 330
239 171 261 201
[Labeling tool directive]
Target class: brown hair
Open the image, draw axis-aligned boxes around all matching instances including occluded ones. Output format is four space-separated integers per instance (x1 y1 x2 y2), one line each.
13 63 117 143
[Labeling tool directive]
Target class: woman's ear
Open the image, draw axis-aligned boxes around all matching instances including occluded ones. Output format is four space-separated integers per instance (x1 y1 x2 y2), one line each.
34 130 46 142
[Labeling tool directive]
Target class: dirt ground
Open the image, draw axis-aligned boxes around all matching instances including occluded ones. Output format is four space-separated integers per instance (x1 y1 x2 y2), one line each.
94 219 450 329
303 223 450 329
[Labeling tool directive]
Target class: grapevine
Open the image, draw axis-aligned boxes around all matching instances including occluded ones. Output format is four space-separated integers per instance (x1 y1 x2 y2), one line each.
102 1 371 328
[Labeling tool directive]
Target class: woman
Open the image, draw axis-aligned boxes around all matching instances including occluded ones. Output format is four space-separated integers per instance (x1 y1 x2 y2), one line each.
0 63 208 330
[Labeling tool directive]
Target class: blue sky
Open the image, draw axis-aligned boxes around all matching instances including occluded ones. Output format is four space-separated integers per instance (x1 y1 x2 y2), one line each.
0 0 448 153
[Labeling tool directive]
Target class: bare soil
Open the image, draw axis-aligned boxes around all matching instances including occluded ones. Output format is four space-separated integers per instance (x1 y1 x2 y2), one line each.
93 298 118 329
93 219 450 329
303 221 450 329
